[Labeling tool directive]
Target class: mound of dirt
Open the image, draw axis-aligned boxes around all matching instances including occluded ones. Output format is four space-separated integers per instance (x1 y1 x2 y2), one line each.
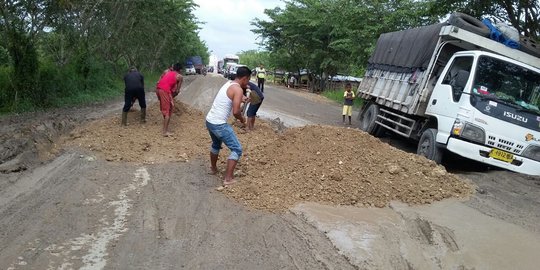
230 126 473 211
65 102 208 164
0 76 200 173
0 109 103 173
64 98 473 212
179 74 227 113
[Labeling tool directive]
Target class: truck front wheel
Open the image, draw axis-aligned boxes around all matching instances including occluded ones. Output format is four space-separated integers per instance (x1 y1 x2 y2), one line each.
417 128 443 163
360 103 384 136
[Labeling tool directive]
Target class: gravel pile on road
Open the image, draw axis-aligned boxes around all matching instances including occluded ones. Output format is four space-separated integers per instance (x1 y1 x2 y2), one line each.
65 99 473 212
230 125 473 211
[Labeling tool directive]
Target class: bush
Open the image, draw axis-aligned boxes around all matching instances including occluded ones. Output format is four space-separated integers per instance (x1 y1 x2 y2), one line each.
37 56 121 108
0 46 10 66
0 66 14 113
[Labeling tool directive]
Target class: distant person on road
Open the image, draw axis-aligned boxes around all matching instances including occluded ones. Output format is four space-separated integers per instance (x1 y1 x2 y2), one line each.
255 64 266 92
343 83 355 125
122 67 146 126
206 66 252 187
288 74 297 88
246 81 264 131
156 63 183 136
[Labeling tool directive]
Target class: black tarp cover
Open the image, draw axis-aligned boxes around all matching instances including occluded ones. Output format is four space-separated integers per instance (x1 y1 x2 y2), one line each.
368 23 448 72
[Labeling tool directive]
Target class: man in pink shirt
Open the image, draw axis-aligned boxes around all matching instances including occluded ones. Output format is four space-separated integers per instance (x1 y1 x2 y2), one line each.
156 63 183 136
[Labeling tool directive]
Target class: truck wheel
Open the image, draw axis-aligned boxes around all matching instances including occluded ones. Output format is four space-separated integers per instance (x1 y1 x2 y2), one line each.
448 12 490 37
360 103 381 136
417 128 443 163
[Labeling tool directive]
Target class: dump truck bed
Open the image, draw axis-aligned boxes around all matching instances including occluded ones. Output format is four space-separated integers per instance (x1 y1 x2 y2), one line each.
358 24 540 116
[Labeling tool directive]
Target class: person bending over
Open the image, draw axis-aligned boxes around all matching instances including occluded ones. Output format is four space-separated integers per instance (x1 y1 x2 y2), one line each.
205 66 251 186
156 63 183 136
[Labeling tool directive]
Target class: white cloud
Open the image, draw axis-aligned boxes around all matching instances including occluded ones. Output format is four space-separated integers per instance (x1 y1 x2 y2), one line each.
193 0 284 59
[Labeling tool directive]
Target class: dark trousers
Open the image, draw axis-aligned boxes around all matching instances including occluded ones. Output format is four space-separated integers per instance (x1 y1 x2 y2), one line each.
123 87 146 112
257 78 265 92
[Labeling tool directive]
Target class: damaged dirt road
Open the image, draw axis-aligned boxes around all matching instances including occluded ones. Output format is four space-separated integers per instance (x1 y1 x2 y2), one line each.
1 74 539 269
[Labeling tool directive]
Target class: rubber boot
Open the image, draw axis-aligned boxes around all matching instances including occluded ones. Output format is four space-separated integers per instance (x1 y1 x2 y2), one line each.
140 108 146 123
121 111 128 126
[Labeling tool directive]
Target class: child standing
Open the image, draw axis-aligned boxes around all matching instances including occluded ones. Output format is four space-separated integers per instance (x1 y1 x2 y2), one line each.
342 83 355 125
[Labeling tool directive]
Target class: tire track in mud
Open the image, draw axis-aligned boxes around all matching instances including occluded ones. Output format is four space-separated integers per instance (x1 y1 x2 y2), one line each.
0 162 151 270
37 167 150 270
77 167 150 269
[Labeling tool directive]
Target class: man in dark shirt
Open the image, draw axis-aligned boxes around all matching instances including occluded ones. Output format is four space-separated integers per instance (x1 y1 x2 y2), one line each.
246 81 264 131
122 67 146 126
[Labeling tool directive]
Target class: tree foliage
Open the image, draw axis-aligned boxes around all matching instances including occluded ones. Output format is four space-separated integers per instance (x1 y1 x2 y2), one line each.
252 0 436 82
237 50 270 70
0 0 209 112
252 0 539 92
427 0 539 39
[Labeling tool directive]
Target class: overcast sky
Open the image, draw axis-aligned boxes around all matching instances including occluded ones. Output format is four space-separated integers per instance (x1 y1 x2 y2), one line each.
193 0 284 60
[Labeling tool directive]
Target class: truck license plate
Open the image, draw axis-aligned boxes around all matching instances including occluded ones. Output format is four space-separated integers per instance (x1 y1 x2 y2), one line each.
489 148 514 163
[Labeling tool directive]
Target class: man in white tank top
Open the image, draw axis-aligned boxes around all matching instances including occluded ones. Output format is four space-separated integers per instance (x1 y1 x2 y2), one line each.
206 66 251 186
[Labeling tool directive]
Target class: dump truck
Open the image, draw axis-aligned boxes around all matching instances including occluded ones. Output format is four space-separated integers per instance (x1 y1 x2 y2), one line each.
357 18 540 175
187 56 204 74
222 54 239 72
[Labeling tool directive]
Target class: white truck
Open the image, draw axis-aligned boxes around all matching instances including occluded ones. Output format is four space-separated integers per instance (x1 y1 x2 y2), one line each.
222 54 240 74
357 22 540 175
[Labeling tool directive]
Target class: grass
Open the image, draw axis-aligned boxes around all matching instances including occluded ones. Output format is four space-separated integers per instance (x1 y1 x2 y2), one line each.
0 70 165 115
321 89 363 108
55 71 164 107
59 70 163 107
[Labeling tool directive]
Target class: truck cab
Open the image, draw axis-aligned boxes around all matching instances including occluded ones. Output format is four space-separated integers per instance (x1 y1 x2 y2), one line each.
426 51 540 175
357 23 540 175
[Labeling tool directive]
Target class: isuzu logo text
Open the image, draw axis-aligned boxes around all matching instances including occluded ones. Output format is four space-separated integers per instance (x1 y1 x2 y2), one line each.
503 111 528 123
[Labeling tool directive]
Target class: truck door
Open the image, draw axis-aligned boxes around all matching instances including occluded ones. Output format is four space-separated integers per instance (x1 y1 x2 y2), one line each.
426 56 474 143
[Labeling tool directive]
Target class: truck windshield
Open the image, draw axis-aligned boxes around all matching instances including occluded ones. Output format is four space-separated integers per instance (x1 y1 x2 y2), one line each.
472 56 540 114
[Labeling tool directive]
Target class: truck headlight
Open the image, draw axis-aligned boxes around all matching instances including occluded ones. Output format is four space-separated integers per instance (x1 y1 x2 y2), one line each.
452 120 485 144
522 145 540 162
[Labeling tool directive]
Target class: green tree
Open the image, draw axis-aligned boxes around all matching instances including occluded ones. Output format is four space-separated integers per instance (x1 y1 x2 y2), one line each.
252 0 436 91
427 0 539 39
0 0 209 112
237 50 270 69
0 0 56 109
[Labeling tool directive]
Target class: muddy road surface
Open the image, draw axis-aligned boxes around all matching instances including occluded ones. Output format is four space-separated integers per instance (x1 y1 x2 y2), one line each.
1 74 539 269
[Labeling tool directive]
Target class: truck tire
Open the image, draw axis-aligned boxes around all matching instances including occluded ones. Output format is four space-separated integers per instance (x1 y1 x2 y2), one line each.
417 128 443 163
519 36 540 58
448 12 490 37
360 103 383 136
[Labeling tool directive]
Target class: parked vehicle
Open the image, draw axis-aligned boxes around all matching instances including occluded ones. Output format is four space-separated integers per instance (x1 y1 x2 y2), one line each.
225 64 240 80
186 56 203 74
185 65 196 75
217 60 224 74
357 14 540 175
222 54 239 74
